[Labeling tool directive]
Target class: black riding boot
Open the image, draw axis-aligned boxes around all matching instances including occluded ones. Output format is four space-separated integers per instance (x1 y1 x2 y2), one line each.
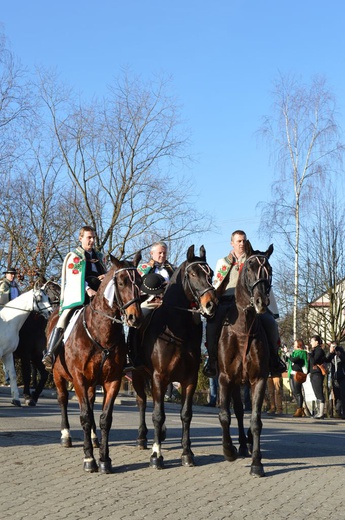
124 328 145 371
42 327 64 372
203 349 218 378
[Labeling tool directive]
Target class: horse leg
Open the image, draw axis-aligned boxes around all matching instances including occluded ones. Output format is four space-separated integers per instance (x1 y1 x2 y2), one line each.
233 385 249 457
132 371 148 449
87 387 100 448
150 376 166 469
218 376 237 461
30 362 48 405
180 383 196 467
20 356 36 406
75 385 98 473
3 353 21 407
248 378 266 477
54 374 72 448
98 380 121 474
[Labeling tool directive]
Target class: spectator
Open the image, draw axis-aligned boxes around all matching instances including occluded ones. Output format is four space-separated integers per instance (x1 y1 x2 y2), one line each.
287 339 309 417
309 335 335 419
206 375 218 407
329 342 345 419
0 267 21 305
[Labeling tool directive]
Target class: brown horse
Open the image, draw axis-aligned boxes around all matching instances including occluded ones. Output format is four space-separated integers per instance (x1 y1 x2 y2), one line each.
217 242 273 477
48 253 142 473
131 245 218 469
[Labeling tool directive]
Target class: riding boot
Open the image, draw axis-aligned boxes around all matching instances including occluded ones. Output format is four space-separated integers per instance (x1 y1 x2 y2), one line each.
314 401 325 419
203 341 218 378
124 328 145 371
42 327 64 372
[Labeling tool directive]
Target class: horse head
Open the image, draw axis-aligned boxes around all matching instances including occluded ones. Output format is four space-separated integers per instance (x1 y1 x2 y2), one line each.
183 244 218 318
106 252 143 328
238 242 273 314
32 282 53 319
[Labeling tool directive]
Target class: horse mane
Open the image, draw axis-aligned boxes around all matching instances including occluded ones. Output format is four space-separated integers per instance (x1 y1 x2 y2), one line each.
163 262 188 308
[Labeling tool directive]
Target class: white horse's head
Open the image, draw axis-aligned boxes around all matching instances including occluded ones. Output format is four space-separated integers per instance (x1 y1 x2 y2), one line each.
32 283 52 319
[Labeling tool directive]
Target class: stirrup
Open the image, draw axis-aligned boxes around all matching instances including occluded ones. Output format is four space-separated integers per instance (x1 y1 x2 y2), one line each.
42 354 54 372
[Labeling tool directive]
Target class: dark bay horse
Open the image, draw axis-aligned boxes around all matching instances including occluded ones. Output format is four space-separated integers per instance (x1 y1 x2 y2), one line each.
48 254 142 473
217 242 273 477
131 245 218 469
14 280 61 406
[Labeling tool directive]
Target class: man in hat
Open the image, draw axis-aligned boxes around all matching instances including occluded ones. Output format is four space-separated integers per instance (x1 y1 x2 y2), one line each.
126 272 168 370
0 267 22 385
0 267 21 305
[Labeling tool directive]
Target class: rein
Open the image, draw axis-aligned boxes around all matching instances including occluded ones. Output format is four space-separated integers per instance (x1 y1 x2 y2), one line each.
0 290 51 316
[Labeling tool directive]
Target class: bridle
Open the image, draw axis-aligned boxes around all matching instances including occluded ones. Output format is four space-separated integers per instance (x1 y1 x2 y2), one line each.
182 261 215 315
32 288 51 317
243 254 272 307
88 266 141 324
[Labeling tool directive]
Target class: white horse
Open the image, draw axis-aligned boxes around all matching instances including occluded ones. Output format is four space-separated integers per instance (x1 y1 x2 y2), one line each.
0 284 52 406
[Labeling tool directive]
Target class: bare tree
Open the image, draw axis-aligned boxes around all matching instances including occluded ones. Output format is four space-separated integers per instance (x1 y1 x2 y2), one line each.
302 185 345 342
37 69 211 261
0 31 32 169
258 73 344 338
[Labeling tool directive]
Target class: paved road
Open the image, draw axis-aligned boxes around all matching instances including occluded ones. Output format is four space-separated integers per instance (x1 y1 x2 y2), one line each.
0 387 344 520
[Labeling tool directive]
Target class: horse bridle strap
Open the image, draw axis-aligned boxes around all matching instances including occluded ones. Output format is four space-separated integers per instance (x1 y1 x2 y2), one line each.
113 266 141 312
184 261 214 309
244 254 272 299
89 299 123 323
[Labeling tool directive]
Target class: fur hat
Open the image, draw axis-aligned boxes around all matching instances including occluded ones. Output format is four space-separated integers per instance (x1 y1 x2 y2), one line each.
141 273 166 295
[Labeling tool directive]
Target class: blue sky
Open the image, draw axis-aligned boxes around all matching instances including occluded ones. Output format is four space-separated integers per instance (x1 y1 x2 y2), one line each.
1 1 345 270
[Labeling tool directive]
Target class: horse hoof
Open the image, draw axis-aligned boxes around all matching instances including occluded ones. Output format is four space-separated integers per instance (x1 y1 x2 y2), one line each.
83 459 99 473
250 465 265 477
98 459 112 474
149 455 164 469
11 399 21 407
224 446 238 462
92 438 100 449
136 440 148 450
238 446 250 457
181 454 195 467
61 437 72 448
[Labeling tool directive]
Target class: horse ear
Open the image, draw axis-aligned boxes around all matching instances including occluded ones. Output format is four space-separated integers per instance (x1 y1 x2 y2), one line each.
199 245 206 261
187 245 195 261
133 250 142 267
109 254 121 269
266 244 274 258
245 240 254 257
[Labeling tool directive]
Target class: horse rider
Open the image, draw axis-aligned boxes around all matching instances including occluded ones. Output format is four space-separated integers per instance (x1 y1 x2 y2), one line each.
203 229 286 378
42 225 106 371
0 267 21 305
126 241 175 369
137 241 175 281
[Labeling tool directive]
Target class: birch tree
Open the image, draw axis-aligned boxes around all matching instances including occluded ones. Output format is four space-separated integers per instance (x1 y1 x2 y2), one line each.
259 74 344 338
